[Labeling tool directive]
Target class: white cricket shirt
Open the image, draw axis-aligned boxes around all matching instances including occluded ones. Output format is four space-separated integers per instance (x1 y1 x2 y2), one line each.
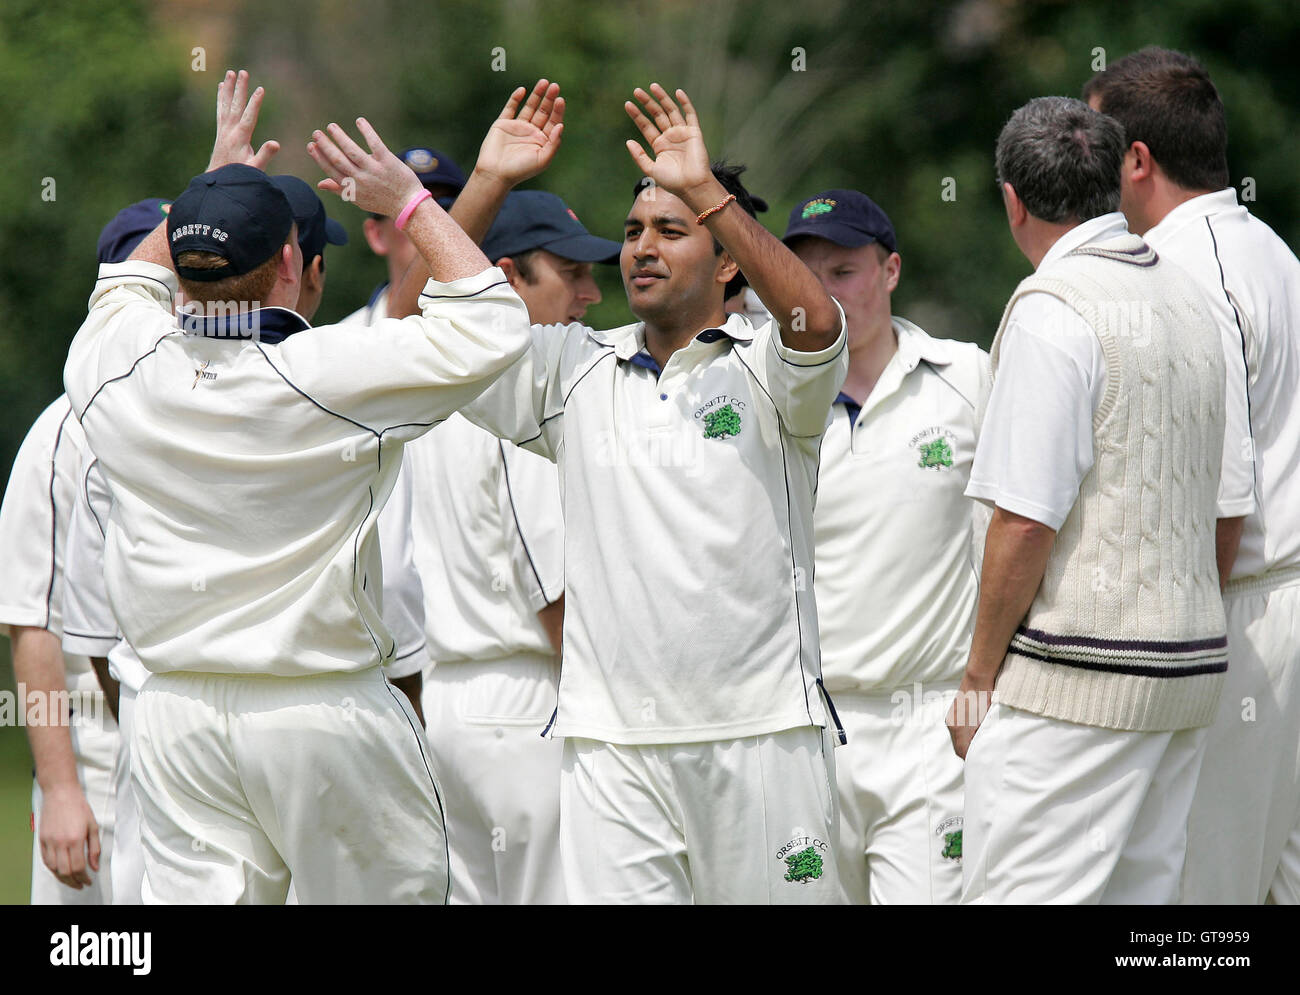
461 303 848 744
0 395 99 694
1143 188 1300 579
815 318 991 692
405 414 563 663
62 263 529 678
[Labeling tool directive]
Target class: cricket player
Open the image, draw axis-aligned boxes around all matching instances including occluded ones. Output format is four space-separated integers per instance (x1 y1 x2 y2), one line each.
0 395 118 904
784 189 990 904
61 70 532 903
385 82 848 903
341 145 466 326
948 97 1228 904
406 190 619 904
1086 47 1300 905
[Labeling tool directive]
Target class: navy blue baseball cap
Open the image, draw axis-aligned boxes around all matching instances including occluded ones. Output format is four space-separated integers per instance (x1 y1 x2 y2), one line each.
168 164 294 282
271 175 348 265
97 198 172 264
399 146 466 198
481 191 619 265
782 189 898 253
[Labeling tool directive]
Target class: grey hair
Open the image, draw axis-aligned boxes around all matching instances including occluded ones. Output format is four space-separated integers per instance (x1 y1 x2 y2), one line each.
995 96 1124 224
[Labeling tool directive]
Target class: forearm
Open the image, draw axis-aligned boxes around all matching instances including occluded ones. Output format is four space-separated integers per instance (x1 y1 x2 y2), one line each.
1216 516 1245 589
963 507 1057 687
126 221 173 270
11 627 81 792
679 178 841 349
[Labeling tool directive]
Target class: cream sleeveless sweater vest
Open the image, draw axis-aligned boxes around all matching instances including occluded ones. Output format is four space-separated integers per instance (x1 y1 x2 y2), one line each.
989 233 1228 731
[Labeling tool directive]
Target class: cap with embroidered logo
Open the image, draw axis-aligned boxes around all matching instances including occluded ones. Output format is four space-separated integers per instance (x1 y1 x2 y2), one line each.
98 198 172 264
782 188 897 253
168 164 294 282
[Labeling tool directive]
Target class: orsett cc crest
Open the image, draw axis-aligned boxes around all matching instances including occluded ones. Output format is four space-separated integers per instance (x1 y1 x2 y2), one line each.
911 425 956 471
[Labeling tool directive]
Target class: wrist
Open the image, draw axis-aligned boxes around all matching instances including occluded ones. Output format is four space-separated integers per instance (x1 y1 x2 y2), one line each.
468 165 515 196
678 177 729 217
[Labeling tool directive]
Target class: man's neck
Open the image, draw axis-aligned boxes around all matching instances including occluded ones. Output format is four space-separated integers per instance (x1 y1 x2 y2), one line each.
1133 182 1217 236
841 316 898 403
643 308 728 368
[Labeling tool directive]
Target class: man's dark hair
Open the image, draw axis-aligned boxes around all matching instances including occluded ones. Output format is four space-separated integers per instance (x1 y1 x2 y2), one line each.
995 96 1124 224
632 160 759 299
1082 47 1229 192
506 248 539 283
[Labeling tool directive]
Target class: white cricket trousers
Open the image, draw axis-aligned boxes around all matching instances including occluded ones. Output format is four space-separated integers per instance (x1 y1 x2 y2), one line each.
30 691 119 905
962 703 1208 904
422 653 566 905
560 725 842 904
1182 568 1300 904
834 682 965 904
132 667 448 904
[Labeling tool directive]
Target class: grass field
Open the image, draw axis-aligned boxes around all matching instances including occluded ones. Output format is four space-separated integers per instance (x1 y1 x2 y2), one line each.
0 645 34 904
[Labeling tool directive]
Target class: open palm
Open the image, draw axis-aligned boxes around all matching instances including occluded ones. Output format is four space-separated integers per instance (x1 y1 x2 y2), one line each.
625 84 712 198
476 80 565 186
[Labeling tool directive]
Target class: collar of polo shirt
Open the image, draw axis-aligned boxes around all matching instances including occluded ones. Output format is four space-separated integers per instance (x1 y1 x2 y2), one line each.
591 312 758 363
178 305 311 345
892 316 953 371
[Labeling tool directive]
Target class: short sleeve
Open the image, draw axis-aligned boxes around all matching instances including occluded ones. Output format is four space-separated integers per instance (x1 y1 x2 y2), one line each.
758 298 849 437
966 297 1101 530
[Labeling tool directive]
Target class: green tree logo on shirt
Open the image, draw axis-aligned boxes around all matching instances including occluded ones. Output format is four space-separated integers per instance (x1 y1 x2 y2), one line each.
942 830 962 861
703 404 742 440
917 436 954 470
784 846 824 883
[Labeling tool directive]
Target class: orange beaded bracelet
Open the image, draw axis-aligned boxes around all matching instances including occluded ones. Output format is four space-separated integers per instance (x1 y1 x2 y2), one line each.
695 193 737 225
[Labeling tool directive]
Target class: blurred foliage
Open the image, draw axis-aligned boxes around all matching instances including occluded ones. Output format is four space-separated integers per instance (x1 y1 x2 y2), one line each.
3 0 1300 480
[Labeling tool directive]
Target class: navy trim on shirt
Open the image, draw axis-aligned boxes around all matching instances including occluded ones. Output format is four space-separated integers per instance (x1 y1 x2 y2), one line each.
180 306 310 345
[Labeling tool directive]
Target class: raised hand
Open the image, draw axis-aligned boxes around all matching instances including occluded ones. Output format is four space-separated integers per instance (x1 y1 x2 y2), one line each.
473 79 566 188
624 84 713 201
308 118 426 219
207 70 280 172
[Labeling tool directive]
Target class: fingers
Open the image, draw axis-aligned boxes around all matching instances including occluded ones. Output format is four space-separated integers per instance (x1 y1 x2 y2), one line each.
251 140 280 171
498 86 527 121
516 78 550 125
308 131 354 180
315 177 344 197
240 83 266 132
216 70 235 122
86 821 101 874
325 122 369 167
229 69 250 121
543 121 565 159
633 86 672 133
354 117 389 157
532 81 561 128
648 83 686 128
541 96 566 140
624 99 661 145
674 88 699 128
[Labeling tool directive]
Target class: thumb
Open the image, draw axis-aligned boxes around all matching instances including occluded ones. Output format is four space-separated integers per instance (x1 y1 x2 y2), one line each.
251 140 280 170
625 140 654 175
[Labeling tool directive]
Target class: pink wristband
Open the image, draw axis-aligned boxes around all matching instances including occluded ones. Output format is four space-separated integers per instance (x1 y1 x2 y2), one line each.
394 189 432 230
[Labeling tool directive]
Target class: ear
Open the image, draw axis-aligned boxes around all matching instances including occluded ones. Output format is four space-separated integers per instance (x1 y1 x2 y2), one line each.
497 256 521 288
715 248 740 289
1127 141 1155 182
362 217 389 256
278 242 297 283
883 251 901 294
1001 182 1028 229
306 255 325 291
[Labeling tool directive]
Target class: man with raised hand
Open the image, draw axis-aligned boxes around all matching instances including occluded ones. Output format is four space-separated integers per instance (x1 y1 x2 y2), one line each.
396 82 848 903
62 69 530 904
784 189 991 904
1086 47 1300 906
948 97 1227 904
